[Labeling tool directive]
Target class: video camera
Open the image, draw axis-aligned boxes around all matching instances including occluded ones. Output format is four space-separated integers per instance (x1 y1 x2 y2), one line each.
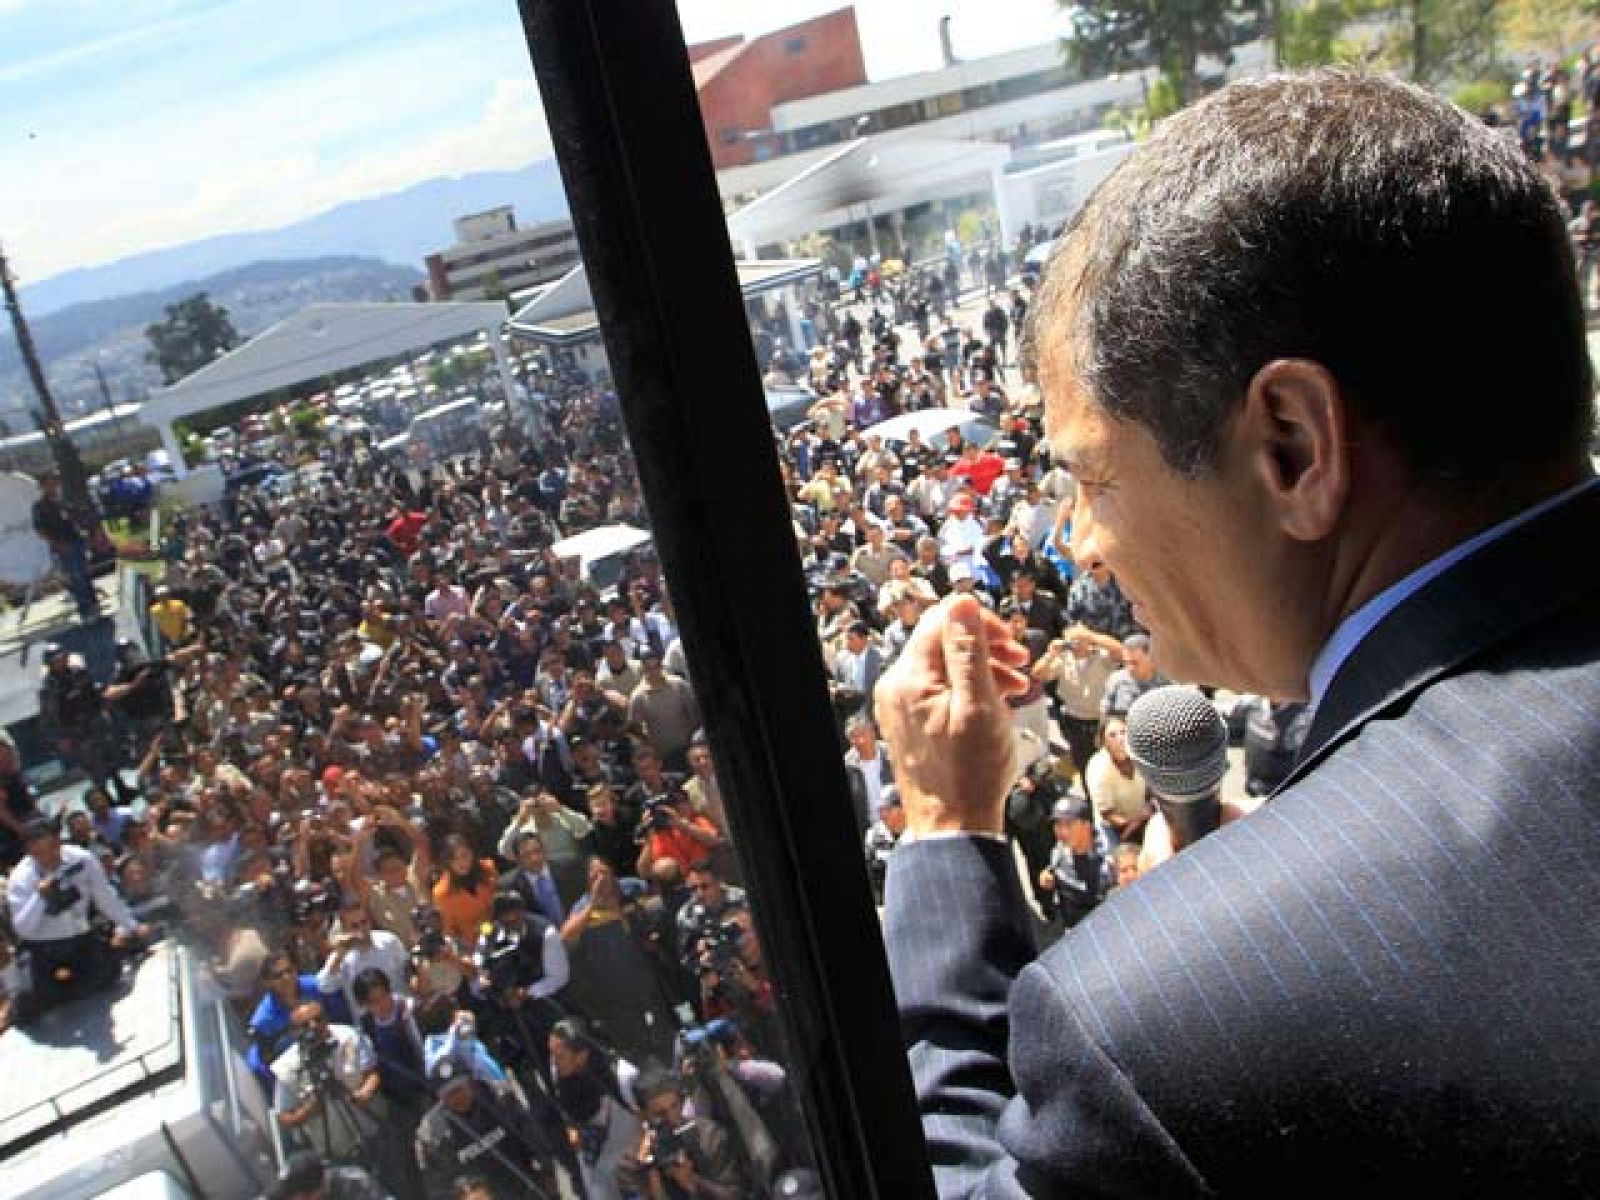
634 794 676 840
297 1024 337 1090
289 879 340 923
40 861 87 915
680 1017 738 1052
640 1116 697 1169
695 918 745 977
479 922 527 1000
411 928 447 968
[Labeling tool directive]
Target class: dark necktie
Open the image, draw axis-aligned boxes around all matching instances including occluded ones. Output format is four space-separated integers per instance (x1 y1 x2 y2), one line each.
533 871 563 923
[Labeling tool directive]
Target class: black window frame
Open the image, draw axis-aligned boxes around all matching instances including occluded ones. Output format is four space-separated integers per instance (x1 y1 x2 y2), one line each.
513 4 936 1198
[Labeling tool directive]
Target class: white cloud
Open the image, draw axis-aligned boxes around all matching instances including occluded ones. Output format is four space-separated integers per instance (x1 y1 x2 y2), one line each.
1 76 552 280
330 78 552 199
1 0 1063 281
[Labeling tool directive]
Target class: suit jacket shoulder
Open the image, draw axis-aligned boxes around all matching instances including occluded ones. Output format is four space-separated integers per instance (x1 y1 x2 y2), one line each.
888 483 1600 1196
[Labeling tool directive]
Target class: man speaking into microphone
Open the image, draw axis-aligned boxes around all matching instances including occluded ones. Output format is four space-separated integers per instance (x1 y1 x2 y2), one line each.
877 70 1600 1196
1123 685 1255 874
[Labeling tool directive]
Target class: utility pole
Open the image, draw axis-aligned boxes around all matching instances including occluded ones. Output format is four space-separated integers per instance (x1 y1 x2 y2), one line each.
91 359 129 447
0 240 100 528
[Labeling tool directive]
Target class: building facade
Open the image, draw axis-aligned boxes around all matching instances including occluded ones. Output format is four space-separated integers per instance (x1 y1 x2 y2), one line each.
425 206 583 302
692 7 867 170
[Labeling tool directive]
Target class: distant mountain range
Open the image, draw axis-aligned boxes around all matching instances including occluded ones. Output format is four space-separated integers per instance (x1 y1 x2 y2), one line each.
0 158 569 420
0 257 425 419
18 158 568 318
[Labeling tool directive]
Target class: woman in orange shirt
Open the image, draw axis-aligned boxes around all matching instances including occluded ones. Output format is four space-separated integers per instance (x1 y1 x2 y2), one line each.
431 834 497 949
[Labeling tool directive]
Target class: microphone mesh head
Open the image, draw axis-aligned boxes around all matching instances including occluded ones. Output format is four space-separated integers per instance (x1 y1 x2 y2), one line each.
1125 685 1228 801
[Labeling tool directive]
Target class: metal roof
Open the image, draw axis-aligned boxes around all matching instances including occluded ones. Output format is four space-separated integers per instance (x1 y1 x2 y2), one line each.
140 301 507 423
724 136 1010 251
0 940 183 1157
507 258 822 346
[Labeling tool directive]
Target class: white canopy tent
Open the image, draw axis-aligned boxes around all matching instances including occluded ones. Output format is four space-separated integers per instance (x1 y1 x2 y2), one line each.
507 258 823 371
139 301 513 476
725 135 1012 259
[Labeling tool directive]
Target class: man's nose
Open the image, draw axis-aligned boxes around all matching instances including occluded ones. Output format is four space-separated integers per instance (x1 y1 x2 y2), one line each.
1069 498 1099 567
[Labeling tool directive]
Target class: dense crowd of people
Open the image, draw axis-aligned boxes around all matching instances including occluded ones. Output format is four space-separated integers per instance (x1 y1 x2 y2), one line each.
1497 53 1600 308
0 244 1306 1199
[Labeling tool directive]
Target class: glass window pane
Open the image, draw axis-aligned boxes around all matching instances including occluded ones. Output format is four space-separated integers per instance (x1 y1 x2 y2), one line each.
0 4 959 1198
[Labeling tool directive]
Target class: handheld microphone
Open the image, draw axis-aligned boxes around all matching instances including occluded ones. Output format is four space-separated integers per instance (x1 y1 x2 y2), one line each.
1125 685 1228 852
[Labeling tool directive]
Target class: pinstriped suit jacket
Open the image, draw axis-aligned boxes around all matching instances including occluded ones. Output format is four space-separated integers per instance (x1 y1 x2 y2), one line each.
885 484 1600 1197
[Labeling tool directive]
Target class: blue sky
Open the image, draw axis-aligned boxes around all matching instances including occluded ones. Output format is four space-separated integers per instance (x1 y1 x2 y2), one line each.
0 0 1066 282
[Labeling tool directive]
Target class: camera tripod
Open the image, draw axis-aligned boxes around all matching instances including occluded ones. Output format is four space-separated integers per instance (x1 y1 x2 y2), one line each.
304 1066 383 1169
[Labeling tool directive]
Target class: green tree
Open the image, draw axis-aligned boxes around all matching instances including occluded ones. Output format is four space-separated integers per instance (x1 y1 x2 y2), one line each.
1102 70 1185 138
1499 0 1595 64
144 292 240 384
428 358 463 392
1328 0 1502 86
1277 0 1365 67
1063 0 1262 104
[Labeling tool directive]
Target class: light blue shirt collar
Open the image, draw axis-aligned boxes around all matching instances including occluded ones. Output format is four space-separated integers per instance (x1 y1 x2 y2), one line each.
1308 475 1600 711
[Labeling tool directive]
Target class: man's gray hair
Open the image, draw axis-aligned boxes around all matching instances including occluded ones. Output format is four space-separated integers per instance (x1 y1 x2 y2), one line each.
1028 69 1593 484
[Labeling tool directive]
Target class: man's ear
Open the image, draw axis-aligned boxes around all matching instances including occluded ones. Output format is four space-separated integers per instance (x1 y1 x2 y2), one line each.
1240 359 1350 543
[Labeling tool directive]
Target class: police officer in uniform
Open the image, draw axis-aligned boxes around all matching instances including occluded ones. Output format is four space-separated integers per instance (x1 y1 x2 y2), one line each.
414 1055 561 1200
5 816 148 1013
39 644 138 805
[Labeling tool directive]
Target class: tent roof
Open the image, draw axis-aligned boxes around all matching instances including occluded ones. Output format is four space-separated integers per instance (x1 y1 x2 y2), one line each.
140 301 507 423
507 258 821 346
726 135 1010 250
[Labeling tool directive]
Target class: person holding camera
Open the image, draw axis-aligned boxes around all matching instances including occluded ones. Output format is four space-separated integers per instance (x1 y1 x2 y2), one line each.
318 895 410 1018
5 815 149 1014
472 890 569 1085
406 908 473 1003
559 856 680 1068
249 953 352 1092
496 797 591 912
635 788 724 881
692 907 781 1062
271 1001 385 1164
547 1017 643 1200
617 1066 745 1200
106 638 187 759
672 863 746 968
343 807 432 947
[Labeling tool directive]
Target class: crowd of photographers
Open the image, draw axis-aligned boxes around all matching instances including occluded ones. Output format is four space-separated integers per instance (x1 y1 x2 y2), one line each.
0 357 819 1199
0 238 1313 1198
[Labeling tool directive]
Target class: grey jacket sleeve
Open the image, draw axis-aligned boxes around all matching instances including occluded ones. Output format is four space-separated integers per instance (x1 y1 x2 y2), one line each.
883 836 1207 1198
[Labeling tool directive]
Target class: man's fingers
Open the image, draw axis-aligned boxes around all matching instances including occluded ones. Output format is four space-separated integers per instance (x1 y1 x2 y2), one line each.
893 596 1024 677
890 592 951 681
974 606 1028 666
943 595 1000 719
990 661 1033 699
